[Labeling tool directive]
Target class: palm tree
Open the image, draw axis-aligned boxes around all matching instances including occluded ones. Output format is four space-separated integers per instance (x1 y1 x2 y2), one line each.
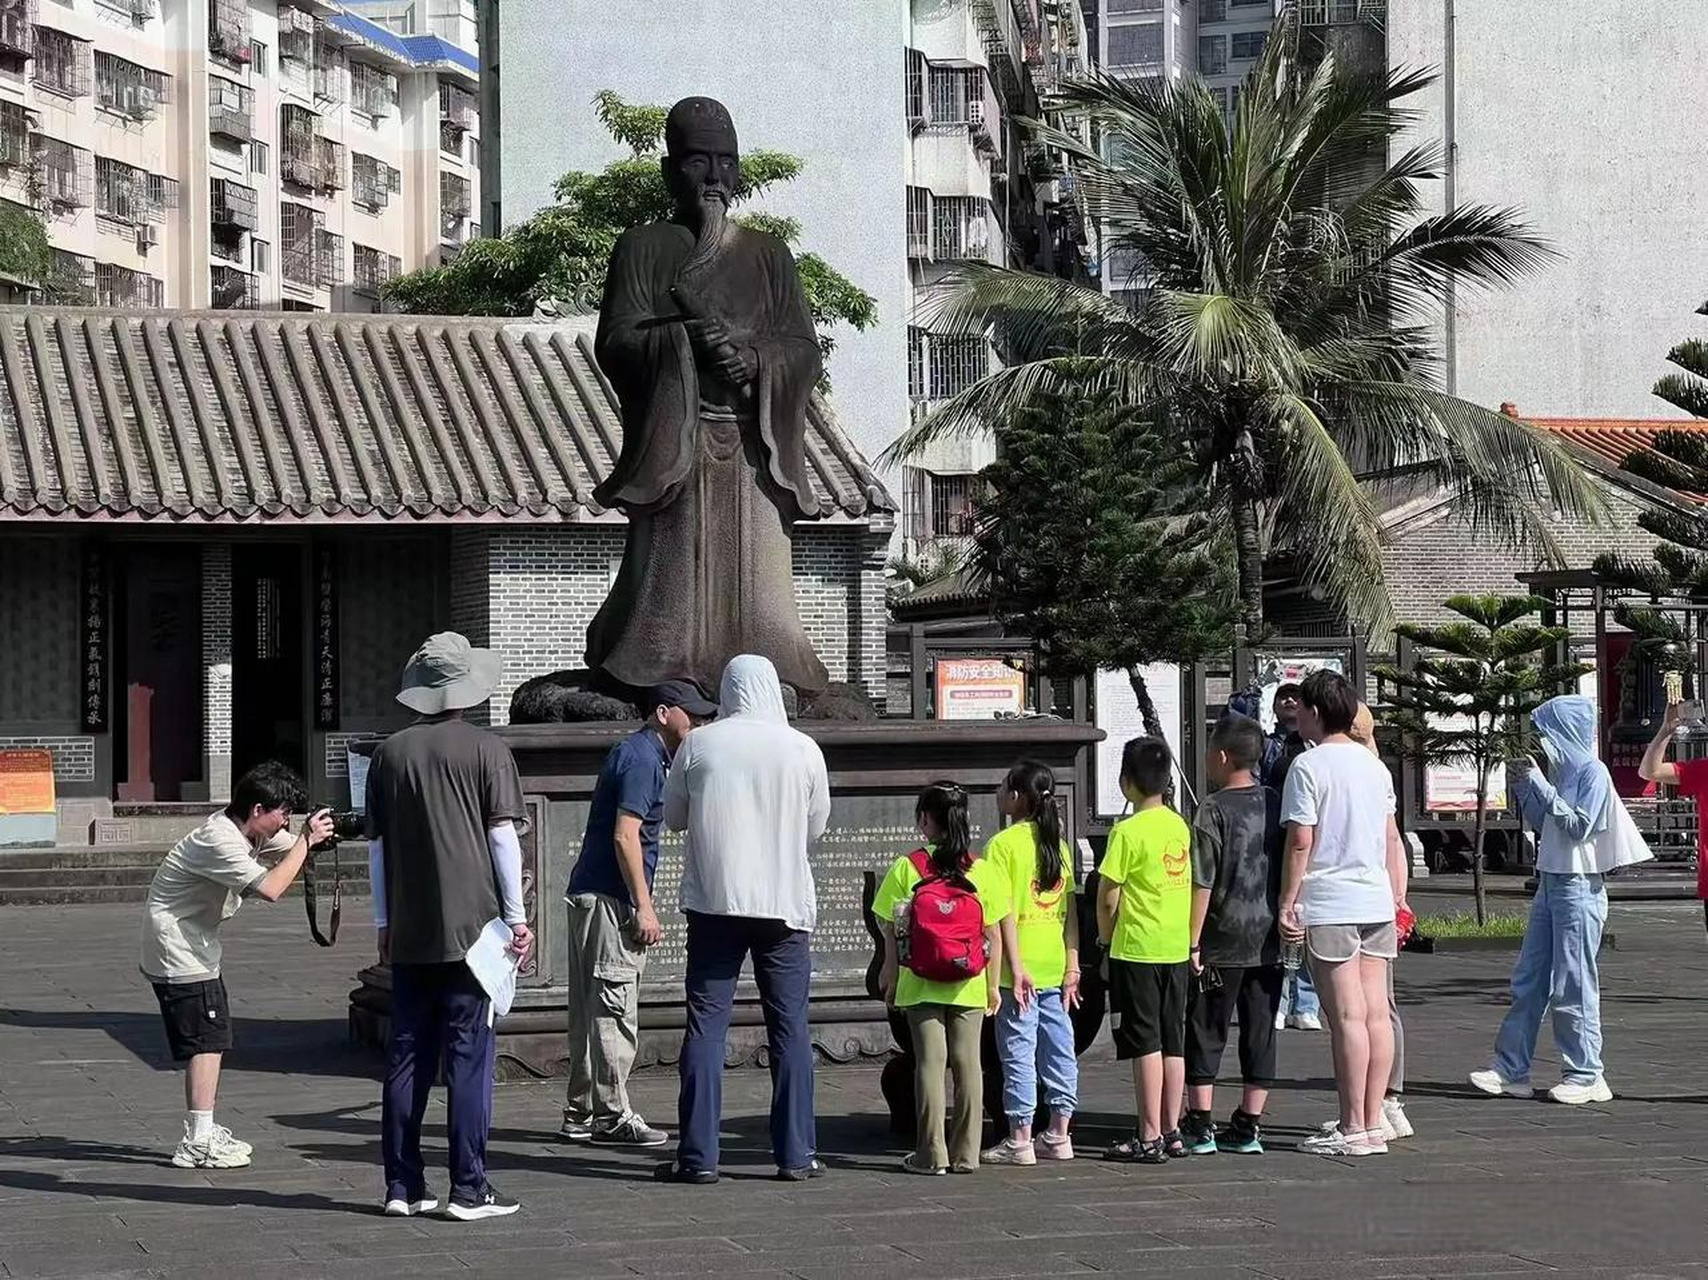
885 14 1603 639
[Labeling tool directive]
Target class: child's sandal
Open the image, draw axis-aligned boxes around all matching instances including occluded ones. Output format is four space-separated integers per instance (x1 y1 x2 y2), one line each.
1162 1130 1188 1160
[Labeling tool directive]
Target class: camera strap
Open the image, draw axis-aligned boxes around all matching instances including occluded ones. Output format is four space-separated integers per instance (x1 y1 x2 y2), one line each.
304 843 342 948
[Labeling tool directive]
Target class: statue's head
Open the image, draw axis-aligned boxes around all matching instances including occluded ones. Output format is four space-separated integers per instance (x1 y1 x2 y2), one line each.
663 96 741 226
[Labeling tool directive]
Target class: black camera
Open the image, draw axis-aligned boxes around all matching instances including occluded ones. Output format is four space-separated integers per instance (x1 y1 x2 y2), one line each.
310 808 365 852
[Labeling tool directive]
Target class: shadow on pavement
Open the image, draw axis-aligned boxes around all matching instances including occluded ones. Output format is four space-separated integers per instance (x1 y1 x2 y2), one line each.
0 1008 375 1077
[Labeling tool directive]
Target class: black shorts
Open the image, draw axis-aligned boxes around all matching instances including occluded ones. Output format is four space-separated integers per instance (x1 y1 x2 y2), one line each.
1186 963 1283 1087
152 978 234 1061
1109 959 1188 1059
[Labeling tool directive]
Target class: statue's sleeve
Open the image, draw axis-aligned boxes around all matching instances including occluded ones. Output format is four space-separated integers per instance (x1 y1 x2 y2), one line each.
748 239 826 520
594 229 667 400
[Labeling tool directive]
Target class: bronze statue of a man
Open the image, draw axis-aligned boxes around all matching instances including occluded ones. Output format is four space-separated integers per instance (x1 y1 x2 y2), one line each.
587 96 831 700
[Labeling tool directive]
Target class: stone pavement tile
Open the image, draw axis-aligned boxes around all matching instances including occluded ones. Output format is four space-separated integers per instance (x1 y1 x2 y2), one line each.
1243 1254 1548 1279
441 1246 693 1276
162 1259 474 1280
890 1244 1101 1277
0 1244 150 1279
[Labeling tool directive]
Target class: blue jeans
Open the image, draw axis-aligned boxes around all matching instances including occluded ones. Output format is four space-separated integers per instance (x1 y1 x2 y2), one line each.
676 911 816 1173
996 988 1078 1122
1281 965 1320 1019
383 961 494 1200
1493 872 1607 1086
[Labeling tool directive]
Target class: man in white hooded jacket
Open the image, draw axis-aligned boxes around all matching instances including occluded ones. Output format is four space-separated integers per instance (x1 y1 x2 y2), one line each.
653 654 832 1184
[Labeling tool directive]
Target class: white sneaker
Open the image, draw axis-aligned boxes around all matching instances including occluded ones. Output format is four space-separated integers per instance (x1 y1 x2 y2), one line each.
1548 1077 1613 1105
1468 1068 1534 1099
1381 1098 1413 1140
979 1136 1037 1166
210 1124 252 1158
383 1194 439 1217
1273 1010 1288 1031
171 1134 251 1169
1286 1012 1323 1031
1301 1124 1384 1157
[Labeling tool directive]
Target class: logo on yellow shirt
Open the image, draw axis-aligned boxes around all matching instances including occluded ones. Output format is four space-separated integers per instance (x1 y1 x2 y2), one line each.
1162 843 1189 883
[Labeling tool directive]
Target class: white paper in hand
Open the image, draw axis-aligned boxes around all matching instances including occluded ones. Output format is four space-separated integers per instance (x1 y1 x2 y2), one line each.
465 917 520 1027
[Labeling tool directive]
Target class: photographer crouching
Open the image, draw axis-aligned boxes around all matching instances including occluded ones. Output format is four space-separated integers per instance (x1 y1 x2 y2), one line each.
138 762 334 1169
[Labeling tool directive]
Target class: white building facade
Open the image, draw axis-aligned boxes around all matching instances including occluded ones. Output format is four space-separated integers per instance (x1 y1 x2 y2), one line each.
0 0 479 311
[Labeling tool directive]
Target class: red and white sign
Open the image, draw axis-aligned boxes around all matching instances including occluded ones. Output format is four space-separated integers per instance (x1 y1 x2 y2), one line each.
934 658 1026 721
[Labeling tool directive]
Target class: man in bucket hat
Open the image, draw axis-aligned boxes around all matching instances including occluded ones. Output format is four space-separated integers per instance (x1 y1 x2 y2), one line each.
366 632 531 1220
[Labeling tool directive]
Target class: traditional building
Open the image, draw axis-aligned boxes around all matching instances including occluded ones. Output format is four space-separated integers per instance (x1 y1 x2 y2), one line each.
0 307 894 840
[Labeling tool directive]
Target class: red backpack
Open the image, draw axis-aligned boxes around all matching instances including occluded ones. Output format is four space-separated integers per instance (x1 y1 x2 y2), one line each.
896 849 989 983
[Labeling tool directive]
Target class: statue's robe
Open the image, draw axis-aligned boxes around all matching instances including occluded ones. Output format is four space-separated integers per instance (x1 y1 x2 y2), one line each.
587 220 831 696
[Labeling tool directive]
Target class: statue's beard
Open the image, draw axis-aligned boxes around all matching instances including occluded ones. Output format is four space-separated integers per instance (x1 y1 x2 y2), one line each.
683 189 732 277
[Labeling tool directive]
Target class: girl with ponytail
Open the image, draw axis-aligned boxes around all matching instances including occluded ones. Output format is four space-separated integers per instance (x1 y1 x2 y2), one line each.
873 781 1007 1175
980 760 1081 1165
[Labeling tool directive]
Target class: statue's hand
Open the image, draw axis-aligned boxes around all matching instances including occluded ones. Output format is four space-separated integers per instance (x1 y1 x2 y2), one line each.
711 342 756 387
682 316 733 353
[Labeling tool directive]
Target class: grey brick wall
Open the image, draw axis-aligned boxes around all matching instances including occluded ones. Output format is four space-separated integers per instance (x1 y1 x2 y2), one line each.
0 735 95 782
1385 484 1661 627
478 523 891 725
201 544 233 801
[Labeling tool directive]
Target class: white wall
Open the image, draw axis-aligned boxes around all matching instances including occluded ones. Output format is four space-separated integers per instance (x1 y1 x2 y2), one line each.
1391 0 1708 419
497 0 912 478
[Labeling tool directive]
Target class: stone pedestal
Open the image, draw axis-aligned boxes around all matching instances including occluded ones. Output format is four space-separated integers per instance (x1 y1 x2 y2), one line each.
349 717 1105 1077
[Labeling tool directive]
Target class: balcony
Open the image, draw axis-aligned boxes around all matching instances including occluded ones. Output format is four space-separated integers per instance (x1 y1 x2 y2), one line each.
439 82 475 134
209 76 252 142
967 67 1003 161
36 135 93 210
316 228 343 287
94 260 162 308
209 0 250 64
0 0 36 65
280 103 320 187
931 196 994 263
211 177 258 232
211 264 259 310
353 244 401 295
351 152 400 212
33 26 91 98
0 101 28 170
351 62 396 119
439 171 470 241
1294 0 1385 25
96 51 170 123
280 200 322 287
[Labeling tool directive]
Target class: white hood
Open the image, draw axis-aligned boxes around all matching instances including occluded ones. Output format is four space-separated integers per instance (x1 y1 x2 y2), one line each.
719 654 788 723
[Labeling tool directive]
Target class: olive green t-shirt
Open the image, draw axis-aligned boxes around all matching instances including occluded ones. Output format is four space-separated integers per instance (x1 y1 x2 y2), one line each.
983 821 1075 990
873 851 1008 1010
1097 806 1192 964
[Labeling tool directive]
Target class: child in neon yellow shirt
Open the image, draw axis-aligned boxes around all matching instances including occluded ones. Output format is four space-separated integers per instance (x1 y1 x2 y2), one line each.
874 782 1006 1175
980 760 1080 1166
1097 737 1192 1164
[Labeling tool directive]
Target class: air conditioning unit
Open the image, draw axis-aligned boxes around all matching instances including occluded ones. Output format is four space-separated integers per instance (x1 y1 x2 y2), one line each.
136 223 159 251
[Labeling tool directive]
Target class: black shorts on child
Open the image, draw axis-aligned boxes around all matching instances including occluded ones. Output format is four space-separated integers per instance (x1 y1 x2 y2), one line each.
1186 963 1283 1087
152 977 234 1061
1109 959 1188 1059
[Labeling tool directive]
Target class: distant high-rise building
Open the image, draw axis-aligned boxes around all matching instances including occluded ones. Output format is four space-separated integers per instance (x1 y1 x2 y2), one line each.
0 0 480 311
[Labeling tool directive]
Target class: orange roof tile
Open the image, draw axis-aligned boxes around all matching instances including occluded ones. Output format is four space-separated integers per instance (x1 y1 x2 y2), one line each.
1523 416 1708 505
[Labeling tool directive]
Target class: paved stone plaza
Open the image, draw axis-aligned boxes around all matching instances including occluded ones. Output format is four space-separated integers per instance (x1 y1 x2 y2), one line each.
1 896 1706 1279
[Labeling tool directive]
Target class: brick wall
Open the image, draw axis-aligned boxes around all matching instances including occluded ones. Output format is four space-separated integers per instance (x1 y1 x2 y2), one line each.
1385 483 1661 627
0 735 95 782
478 522 890 724
201 544 233 801
0 535 79 725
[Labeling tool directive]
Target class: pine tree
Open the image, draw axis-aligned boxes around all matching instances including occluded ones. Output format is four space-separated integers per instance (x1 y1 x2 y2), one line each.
975 375 1235 750
1377 595 1586 924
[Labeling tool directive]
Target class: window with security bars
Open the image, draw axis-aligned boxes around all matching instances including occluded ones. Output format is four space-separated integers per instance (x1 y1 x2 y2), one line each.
278 4 315 66
906 186 931 260
97 157 156 224
211 264 259 309
209 76 251 141
0 0 36 60
440 171 470 239
927 335 988 400
1198 34 1227 74
907 328 925 401
1107 21 1163 68
905 48 926 132
280 103 319 187
1232 30 1267 59
315 136 345 191
351 62 397 119
280 200 321 286
209 0 250 65
353 244 401 295
94 260 162 308
931 196 990 262
351 152 400 210
0 102 27 169
51 249 92 293
33 26 89 97
929 473 976 538
37 136 92 208
1200 0 1228 19
440 81 475 132
313 35 343 106
1297 0 1383 23
1107 0 1163 11
95 51 170 120
211 176 257 232
927 64 970 126
316 229 344 287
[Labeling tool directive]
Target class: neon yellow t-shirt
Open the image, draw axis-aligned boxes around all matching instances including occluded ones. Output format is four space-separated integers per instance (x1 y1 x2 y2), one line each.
872 850 1009 1010
1097 806 1192 964
984 821 1075 990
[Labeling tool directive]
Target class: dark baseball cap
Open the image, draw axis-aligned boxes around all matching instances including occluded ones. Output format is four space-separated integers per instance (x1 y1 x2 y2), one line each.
644 680 718 719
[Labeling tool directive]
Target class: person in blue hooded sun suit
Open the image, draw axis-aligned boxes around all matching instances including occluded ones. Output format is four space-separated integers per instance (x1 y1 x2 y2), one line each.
1469 695 1635 1106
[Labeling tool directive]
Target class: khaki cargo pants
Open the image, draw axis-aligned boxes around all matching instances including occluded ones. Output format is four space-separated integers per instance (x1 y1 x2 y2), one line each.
563 892 648 1127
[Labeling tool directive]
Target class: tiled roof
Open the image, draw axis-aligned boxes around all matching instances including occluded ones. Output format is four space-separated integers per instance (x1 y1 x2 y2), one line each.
0 310 896 525
327 12 480 78
1526 416 1708 505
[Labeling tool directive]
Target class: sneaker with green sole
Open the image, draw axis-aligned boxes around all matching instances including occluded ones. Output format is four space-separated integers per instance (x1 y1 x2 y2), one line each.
1179 1115 1218 1155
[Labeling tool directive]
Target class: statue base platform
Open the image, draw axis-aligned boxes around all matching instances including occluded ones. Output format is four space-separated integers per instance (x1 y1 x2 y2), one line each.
347 716 1105 1078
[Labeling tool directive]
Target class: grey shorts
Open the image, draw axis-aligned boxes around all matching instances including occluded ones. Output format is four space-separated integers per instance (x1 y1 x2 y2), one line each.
1307 921 1398 963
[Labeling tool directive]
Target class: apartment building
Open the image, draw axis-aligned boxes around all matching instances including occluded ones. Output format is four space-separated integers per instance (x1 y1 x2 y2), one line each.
0 0 479 312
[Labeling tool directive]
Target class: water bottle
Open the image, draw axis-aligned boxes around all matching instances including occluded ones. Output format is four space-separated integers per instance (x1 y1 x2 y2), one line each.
1280 903 1303 972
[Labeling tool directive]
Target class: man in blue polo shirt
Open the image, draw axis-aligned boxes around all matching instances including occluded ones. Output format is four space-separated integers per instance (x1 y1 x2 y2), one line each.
560 681 716 1146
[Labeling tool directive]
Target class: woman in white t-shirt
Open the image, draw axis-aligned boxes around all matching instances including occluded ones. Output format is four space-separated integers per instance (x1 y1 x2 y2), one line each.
1278 671 1407 1157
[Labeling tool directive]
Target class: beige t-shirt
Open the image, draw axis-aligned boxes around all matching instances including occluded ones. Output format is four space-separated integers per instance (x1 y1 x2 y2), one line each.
139 813 294 983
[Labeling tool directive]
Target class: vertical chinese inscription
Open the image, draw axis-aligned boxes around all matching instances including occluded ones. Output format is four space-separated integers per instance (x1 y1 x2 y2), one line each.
80 540 107 734
314 542 339 730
